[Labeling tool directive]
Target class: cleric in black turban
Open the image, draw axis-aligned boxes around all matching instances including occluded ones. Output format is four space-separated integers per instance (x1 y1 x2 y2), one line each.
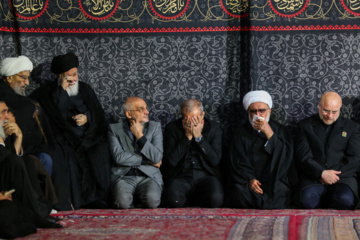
50 52 79 74
30 52 111 210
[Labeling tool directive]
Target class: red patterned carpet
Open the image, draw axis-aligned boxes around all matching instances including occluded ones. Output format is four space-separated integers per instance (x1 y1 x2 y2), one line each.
18 208 360 239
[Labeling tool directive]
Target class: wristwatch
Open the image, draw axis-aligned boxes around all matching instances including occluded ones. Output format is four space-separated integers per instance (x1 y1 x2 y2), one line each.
195 135 203 143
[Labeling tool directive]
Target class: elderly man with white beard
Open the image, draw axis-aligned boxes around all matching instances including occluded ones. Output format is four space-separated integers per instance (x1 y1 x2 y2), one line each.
30 52 111 210
0 56 54 172
225 90 297 209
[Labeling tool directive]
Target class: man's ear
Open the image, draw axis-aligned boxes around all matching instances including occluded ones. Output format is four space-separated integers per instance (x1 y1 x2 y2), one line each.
4 76 12 84
202 111 205 119
125 111 132 119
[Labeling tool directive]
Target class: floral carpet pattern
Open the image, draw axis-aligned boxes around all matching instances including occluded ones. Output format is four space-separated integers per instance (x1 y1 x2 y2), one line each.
19 208 360 239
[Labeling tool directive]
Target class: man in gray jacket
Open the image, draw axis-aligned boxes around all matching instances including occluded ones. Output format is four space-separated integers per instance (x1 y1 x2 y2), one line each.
108 97 163 209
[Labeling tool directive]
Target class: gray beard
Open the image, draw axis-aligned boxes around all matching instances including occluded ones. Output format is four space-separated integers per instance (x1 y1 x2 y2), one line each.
66 81 79 97
0 122 7 140
14 87 26 96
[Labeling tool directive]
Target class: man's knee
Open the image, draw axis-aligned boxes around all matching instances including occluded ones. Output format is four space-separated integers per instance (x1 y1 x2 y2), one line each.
166 189 187 208
141 191 161 209
205 192 223 208
300 187 323 209
113 193 133 209
328 187 354 210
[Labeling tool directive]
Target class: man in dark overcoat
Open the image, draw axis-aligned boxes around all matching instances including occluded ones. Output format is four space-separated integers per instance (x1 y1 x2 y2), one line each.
163 99 224 208
295 91 360 209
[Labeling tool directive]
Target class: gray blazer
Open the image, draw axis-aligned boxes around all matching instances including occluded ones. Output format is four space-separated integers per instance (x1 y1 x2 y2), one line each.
108 120 163 187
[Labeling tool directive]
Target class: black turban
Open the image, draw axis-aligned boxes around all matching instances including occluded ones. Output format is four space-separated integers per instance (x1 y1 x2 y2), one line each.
51 52 79 74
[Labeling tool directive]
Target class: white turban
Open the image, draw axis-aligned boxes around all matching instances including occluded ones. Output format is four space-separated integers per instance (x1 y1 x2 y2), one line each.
0 56 33 77
243 90 273 110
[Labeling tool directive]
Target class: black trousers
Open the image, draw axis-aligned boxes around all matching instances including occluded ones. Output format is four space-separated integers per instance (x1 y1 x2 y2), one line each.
166 170 224 208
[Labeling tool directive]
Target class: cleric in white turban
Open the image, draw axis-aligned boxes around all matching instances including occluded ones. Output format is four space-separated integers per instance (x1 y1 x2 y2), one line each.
242 90 273 111
0 56 33 96
226 89 296 209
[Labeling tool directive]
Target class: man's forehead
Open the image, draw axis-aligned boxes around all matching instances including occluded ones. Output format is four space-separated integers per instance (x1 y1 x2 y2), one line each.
321 101 341 110
133 100 146 108
0 103 8 111
17 70 30 76
182 107 202 117
249 102 268 108
64 68 78 75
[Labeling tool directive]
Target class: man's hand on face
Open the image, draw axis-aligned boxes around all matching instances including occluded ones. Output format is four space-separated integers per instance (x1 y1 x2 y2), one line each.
3 122 22 138
253 119 274 140
190 115 204 138
129 118 144 140
182 117 193 140
61 75 73 90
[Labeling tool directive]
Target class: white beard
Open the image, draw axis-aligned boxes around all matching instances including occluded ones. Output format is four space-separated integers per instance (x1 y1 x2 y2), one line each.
58 77 79 97
66 80 79 97
0 120 7 140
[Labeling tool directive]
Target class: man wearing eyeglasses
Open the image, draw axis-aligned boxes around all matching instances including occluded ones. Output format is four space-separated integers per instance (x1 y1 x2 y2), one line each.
294 91 360 210
30 52 111 210
108 97 163 209
226 90 296 209
163 99 224 208
0 56 56 187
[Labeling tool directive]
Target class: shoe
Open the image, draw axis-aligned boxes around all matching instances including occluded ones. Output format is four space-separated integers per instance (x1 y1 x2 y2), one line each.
35 215 63 229
47 215 61 223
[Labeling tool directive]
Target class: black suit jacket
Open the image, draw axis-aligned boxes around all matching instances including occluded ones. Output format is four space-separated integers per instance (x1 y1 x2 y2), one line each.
162 117 222 182
295 114 360 202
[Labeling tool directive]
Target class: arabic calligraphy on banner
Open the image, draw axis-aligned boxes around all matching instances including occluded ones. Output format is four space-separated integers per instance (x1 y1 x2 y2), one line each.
341 0 360 16
220 0 249 18
148 0 190 19
79 0 119 20
269 0 310 17
9 0 48 20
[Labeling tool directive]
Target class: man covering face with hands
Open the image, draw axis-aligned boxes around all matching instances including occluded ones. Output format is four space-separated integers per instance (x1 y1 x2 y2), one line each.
163 99 224 208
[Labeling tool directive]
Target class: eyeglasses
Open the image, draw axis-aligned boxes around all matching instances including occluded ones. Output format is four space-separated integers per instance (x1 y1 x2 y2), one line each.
127 107 148 113
320 106 338 115
16 74 30 82
249 109 268 114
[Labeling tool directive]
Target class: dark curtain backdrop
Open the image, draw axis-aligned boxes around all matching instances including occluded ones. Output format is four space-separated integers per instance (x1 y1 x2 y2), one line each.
1 0 360 140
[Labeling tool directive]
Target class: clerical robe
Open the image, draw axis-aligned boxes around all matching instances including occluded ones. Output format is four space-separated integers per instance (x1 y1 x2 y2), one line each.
227 120 297 209
30 81 111 210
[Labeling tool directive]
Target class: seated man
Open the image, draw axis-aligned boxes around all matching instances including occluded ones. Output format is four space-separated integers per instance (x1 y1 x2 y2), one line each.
5 108 57 206
163 99 223 208
0 191 36 239
30 52 111 210
0 100 62 234
226 90 296 209
108 97 163 209
295 91 360 210
0 56 54 172
8 107 52 176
